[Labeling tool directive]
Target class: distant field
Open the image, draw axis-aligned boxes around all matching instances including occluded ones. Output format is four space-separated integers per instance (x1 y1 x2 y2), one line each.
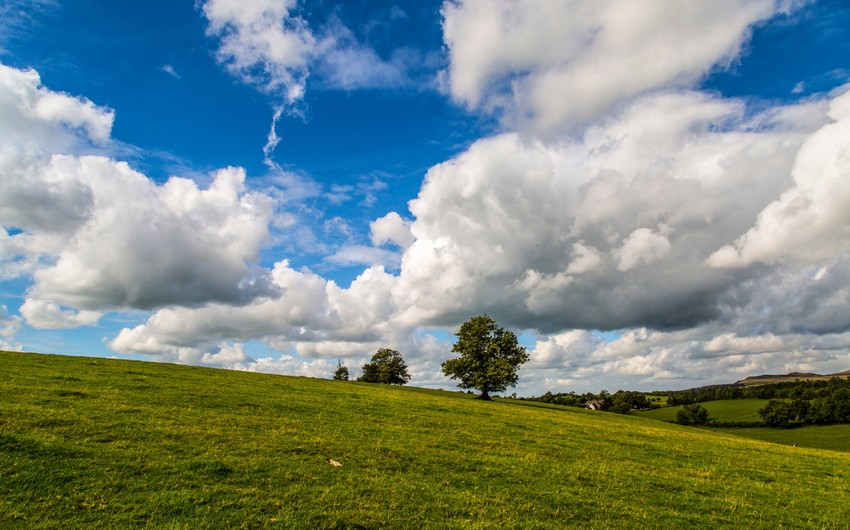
645 395 668 406
707 425 850 453
1 351 849 528
638 399 769 423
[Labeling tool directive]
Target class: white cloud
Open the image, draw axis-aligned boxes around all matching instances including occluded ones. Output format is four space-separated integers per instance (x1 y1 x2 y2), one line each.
19 299 101 329
230 354 337 378
0 63 113 153
565 242 601 275
202 1 424 101
110 261 398 357
396 91 822 331
0 305 22 350
201 342 254 365
370 212 414 250
0 63 280 328
708 86 850 267
441 0 795 134
615 227 672 272
326 245 402 268
202 0 315 103
161 64 180 79
20 160 276 312
315 17 413 91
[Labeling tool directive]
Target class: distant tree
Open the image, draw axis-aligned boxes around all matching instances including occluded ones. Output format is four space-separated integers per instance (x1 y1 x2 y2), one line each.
441 315 529 400
610 391 651 414
332 360 349 381
759 400 794 428
357 348 410 385
676 403 709 426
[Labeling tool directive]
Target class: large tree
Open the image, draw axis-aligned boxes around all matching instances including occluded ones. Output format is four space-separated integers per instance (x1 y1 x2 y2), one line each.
441 315 529 400
357 348 410 385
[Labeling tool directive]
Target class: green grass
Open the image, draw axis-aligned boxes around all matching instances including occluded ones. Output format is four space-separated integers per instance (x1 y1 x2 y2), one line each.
638 399 768 423
645 395 668 406
712 425 850 453
1 351 849 528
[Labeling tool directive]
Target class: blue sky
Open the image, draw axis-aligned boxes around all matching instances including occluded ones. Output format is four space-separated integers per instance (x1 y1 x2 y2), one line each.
2 0 850 394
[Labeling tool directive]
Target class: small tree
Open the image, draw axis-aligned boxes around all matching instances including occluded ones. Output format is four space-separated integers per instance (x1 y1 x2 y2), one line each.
357 348 410 385
441 315 529 400
676 403 709 425
332 359 349 381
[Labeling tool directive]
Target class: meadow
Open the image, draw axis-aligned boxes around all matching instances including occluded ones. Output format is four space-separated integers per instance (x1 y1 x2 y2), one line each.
638 399 768 423
1 351 848 528
705 424 850 453
637 399 850 453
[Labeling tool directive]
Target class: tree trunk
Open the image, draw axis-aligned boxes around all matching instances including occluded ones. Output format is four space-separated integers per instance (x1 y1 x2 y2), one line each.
477 389 491 400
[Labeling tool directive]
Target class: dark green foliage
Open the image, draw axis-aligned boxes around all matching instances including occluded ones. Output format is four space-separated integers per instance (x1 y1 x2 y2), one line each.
441 315 529 400
609 391 651 414
759 388 850 428
665 377 850 405
333 360 350 381
676 404 710 426
357 348 410 385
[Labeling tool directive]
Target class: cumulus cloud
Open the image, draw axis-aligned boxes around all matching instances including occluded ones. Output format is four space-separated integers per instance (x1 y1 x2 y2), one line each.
0 63 280 329
615 227 672 272
19 299 101 329
18 160 276 312
0 63 113 153
708 86 850 267
370 212 414 250
201 342 254 366
110 261 398 357
0 305 22 350
396 91 823 332
441 0 796 134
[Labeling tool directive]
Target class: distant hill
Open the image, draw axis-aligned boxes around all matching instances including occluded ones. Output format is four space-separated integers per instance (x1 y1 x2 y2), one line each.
736 370 850 385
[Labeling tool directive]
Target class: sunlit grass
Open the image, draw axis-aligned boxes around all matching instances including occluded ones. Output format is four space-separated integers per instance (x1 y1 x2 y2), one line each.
1 351 848 528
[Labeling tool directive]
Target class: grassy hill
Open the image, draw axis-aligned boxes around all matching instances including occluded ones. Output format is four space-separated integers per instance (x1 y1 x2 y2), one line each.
638 399 850 453
638 399 768 424
1 351 849 528
736 371 850 385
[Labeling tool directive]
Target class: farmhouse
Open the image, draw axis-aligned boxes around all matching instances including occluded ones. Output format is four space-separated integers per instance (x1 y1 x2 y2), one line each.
584 399 604 411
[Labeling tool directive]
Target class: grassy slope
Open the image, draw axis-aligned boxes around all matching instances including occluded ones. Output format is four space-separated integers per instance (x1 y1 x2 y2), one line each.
1 352 848 529
705 425 850 453
638 400 850 453
638 399 768 423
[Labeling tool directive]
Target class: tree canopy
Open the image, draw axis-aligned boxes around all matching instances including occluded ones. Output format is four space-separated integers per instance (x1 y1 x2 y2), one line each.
441 315 529 400
357 348 410 385
676 403 709 426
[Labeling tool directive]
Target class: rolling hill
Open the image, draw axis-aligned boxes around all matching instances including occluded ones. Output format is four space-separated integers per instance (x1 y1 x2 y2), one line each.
736 370 850 385
1 351 848 528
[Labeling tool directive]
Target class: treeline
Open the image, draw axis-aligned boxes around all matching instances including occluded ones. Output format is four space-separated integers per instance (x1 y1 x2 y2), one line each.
522 390 659 414
523 377 850 427
665 377 850 406
759 383 850 428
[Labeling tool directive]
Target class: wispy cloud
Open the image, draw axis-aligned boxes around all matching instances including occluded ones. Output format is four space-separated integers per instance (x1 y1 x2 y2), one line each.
160 64 180 79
